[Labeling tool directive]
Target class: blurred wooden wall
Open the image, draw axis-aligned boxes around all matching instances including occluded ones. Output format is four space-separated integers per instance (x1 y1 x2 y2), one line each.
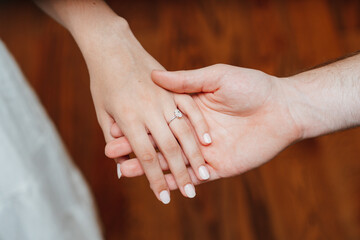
1 0 359 239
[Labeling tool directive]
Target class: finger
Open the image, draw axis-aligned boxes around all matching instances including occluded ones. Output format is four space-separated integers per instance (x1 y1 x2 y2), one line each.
121 151 191 177
105 137 132 158
120 152 170 177
151 64 225 93
105 134 158 159
120 157 219 187
97 113 127 179
105 121 131 179
164 167 202 190
175 94 212 145
105 135 191 166
111 122 151 138
165 166 219 190
113 156 129 179
123 124 171 204
168 114 211 181
97 112 116 143
110 122 124 138
148 119 196 199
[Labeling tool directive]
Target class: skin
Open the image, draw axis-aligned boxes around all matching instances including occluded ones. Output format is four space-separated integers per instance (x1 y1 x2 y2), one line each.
35 0 213 203
106 54 360 191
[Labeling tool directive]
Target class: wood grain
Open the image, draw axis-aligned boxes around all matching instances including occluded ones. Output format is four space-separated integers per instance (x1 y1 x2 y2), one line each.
0 0 359 239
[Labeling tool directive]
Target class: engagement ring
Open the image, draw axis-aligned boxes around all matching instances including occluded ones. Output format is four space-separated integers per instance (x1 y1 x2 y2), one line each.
168 109 183 124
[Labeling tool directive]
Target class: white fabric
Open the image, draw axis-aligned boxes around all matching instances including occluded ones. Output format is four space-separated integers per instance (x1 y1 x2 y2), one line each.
0 40 103 240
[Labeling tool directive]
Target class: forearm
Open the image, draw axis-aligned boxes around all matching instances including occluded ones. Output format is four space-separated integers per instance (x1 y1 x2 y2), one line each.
35 0 118 32
35 0 144 72
286 54 360 139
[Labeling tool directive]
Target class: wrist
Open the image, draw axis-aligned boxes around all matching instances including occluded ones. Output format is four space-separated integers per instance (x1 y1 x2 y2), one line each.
72 16 135 57
73 16 154 81
283 72 331 140
281 75 313 141
284 64 360 140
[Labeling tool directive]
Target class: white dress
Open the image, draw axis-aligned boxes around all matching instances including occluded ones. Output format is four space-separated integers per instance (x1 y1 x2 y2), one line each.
0 40 103 240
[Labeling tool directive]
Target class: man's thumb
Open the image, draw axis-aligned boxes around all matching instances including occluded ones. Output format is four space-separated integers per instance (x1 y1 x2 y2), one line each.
151 65 222 93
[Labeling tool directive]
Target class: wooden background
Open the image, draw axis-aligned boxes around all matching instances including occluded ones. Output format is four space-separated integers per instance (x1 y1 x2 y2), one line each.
1 0 359 239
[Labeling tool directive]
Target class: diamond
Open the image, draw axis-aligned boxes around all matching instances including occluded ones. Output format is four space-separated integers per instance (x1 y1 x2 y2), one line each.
174 109 183 118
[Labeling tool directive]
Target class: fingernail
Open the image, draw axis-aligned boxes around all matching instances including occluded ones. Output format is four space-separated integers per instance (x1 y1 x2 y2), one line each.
199 166 210 180
203 133 212 144
184 184 196 198
117 163 122 179
159 190 170 204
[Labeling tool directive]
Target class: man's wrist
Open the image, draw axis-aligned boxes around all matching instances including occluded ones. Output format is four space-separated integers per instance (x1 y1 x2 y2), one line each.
284 57 360 140
283 74 320 140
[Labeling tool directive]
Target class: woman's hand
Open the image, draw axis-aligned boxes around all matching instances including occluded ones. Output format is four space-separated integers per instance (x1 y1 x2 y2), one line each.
86 22 216 203
105 64 303 189
36 0 212 204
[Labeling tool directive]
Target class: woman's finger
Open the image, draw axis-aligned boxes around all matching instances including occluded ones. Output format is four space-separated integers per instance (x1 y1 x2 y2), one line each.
165 165 219 190
105 135 190 166
97 112 116 143
110 121 152 138
121 122 171 204
119 157 219 188
147 118 196 199
119 157 218 190
164 166 203 190
167 112 211 182
175 94 212 145
98 113 127 178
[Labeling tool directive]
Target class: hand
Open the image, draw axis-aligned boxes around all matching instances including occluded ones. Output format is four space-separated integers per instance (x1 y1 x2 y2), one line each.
36 0 212 204
83 18 215 203
105 64 302 189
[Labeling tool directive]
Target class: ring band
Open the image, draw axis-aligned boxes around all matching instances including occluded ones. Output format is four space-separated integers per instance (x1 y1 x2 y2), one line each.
168 109 183 124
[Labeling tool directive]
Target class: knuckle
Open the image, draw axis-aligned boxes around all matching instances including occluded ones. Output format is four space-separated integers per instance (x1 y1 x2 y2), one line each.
139 152 156 165
115 105 139 123
104 143 115 158
163 141 180 156
123 111 138 123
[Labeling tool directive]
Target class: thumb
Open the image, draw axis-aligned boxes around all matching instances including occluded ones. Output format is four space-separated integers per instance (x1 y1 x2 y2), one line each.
151 64 225 93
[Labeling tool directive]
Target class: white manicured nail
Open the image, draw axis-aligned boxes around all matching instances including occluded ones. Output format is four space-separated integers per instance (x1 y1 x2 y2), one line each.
199 166 210 180
203 133 212 144
159 190 170 204
117 163 122 179
184 184 196 198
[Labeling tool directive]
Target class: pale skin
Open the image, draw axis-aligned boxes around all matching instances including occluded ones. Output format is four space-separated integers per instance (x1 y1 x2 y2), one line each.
106 54 360 191
35 0 213 204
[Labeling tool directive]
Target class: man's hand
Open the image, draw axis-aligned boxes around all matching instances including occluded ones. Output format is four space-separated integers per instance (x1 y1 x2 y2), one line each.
106 64 302 189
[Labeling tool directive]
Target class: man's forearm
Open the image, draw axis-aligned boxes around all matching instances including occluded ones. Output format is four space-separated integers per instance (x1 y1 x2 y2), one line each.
285 54 360 139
